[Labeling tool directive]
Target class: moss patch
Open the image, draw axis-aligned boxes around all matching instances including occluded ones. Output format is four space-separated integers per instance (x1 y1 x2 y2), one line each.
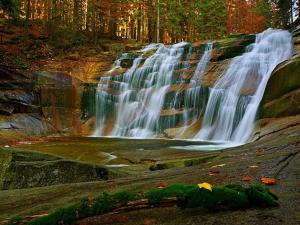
26 184 278 225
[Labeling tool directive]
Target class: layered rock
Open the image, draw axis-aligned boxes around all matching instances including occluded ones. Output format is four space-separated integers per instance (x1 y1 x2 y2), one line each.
0 147 109 190
260 54 300 118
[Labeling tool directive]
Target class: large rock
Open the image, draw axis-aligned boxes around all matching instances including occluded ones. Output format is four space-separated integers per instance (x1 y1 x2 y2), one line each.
210 34 255 61
261 54 300 118
262 88 300 118
0 147 109 190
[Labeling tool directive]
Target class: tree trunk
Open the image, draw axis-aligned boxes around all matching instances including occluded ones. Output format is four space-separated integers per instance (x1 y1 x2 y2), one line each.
156 0 160 42
26 0 31 24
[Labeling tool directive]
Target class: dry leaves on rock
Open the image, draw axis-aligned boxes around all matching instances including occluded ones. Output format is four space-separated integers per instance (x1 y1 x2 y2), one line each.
261 177 276 185
241 175 253 182
158 181 169 188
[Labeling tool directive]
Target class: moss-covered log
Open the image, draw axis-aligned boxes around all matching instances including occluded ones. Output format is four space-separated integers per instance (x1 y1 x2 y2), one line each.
21 184 278 225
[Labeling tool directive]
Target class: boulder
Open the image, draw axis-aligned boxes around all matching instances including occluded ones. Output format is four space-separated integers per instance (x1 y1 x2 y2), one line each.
0 148 109 190
261 54 300 118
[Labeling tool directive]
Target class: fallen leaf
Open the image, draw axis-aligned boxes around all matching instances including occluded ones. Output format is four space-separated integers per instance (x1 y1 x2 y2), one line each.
241 175 252 182
261 177 276 185
144 218 156 225
157 181 168 188
198 182 213 192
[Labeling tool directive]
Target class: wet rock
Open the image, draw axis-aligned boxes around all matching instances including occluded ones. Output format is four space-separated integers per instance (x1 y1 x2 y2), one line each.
201 60 230 87
0 148 109 190
261 88 300 118
261 54 300 118
163 119 202 139
118 53 139 68
210 34 255 61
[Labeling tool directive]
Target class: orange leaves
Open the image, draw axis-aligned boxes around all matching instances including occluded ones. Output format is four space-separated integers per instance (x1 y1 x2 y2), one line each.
144 218 156 225
261 177 276 185
241 175 252 182
241 175 277 185
157 182 169 188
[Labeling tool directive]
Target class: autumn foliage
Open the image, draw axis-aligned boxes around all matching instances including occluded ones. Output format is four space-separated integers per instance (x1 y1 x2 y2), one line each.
0 0 280 44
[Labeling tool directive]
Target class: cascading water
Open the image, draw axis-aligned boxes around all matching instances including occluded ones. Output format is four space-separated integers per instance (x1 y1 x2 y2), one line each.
94 28 293 144
94 42 213 138
176 43 213 136
195 29 293 143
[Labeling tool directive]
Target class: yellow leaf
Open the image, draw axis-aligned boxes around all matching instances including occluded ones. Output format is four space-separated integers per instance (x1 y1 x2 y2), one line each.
198 182 213 192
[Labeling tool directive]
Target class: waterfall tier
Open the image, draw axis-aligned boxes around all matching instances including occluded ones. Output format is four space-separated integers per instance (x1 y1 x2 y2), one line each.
196 29 293 143
94 29 293 144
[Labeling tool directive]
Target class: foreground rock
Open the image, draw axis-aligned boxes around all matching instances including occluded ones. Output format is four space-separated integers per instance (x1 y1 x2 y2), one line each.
0 147 110 190
0 121 299 224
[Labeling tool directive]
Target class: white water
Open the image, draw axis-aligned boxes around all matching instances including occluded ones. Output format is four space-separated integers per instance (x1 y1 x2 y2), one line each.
94 42 202 137
177 42 213 136
195 29 293 143
94 29 293 145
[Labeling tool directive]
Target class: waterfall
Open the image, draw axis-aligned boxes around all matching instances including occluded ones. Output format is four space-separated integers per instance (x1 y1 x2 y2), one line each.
94 42 213 138
177 43 213 136
195 29 293 143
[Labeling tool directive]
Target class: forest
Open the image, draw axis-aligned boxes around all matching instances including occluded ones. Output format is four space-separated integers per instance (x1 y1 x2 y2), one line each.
1 0 300 225
0 0 299 45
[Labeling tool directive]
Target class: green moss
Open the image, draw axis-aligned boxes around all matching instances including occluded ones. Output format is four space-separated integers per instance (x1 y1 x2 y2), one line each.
91 193 117 215
146 184 196 205
149 162 177 171
178 186 249 209
8 215 22 225
113 190 142 204
246 184 279 207
184 155 217 167
26 184 279 225
28 204 78 225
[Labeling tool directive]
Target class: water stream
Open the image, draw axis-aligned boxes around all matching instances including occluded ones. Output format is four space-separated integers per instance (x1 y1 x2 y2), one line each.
94 29 293 146
195 29 293 143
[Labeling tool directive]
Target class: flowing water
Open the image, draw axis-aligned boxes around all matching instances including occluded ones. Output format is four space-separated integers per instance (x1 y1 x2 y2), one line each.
195 29 293 143
94 42 212 138
94 29 293 145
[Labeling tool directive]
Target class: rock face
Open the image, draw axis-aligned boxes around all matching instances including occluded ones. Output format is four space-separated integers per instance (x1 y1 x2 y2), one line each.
260 54 300 118
0 147 109 190
0 66 86 137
